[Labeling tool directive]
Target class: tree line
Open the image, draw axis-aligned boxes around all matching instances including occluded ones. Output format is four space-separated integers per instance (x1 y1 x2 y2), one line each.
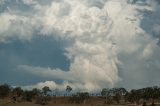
101 87 159 106
0 83 160 106
0 84 88 105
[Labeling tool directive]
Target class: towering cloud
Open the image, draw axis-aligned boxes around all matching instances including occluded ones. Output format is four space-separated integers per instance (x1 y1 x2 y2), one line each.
0 0 160 91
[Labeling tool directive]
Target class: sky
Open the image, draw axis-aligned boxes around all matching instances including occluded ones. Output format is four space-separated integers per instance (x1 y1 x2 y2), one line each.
0 0 160 91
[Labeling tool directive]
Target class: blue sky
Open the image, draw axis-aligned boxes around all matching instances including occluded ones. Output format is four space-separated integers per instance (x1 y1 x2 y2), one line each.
0 0 160 91
0 35 70 85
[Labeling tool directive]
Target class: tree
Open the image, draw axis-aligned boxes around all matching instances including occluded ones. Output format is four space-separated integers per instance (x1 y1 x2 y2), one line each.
112 88 128 105
12 87 23 97
101 88 111 104
119 88 127 96
126 89 141 105
77 92 89 106
22 88 41 102
113 93 120 105
31 88 41 97
22 90 33 102
42 86 51 96
101 88 108 96
112 88 120 105
0 84 11 98
66 85 72 96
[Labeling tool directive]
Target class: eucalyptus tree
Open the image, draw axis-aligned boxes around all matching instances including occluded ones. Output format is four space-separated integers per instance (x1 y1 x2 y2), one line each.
101 88 112 104
42 86 51 96
78 92 89 106
66 85 72 96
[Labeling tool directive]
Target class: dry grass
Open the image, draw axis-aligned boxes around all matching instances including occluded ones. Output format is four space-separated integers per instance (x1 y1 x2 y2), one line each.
1 97 160 106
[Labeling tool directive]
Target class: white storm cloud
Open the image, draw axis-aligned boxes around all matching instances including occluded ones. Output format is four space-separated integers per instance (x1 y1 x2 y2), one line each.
1 0 160 91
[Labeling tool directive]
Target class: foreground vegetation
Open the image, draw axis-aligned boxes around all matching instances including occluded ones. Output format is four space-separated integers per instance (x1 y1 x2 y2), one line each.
0 84 160 106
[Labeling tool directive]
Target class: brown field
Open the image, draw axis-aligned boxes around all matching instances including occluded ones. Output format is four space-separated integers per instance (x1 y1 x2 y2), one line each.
1 97 160 106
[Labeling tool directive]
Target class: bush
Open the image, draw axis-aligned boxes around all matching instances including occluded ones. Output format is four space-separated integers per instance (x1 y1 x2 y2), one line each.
0 84 11 98
22 91 33 102
12 87 23 97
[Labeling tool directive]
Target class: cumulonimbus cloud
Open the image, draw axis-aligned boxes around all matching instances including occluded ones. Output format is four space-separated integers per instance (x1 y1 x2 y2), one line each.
1 0 160 91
